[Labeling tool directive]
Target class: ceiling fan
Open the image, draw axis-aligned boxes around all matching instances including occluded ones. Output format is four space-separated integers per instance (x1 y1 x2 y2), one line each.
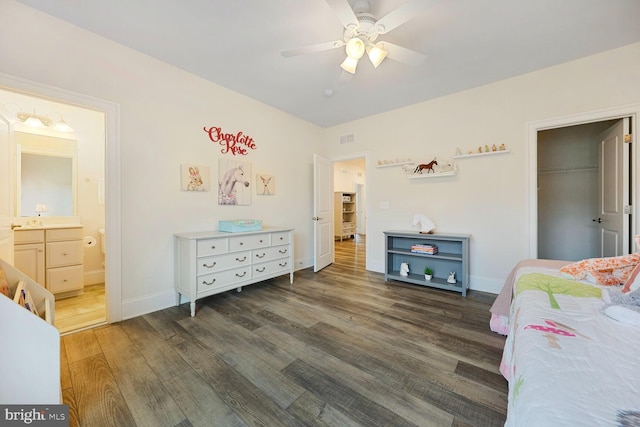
281 0 437 74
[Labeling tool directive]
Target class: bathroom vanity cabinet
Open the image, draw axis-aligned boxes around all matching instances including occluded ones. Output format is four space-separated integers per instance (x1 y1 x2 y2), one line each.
14 225 84 297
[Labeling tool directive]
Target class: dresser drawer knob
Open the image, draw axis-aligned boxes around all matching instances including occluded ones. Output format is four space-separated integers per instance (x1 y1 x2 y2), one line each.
203 261 217 269
256 253 265 259
236 256 247 262
235 272 247 278
256 267 266 273
210 245 216 249
259 239 263 243
202 278 216 286
279 249 287 254
279 262 288 267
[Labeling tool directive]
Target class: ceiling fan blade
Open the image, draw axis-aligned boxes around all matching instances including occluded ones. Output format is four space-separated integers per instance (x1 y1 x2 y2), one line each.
374 0 441 34
281 40 345 57
325 0 358 29
380 42 426 66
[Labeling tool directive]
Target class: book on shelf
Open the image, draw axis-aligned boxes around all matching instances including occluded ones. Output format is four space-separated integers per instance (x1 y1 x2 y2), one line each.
411 244 438 254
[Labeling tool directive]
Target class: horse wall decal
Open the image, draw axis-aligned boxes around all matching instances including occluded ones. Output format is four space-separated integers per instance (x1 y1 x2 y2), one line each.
219 164 250 205
414 159 438 174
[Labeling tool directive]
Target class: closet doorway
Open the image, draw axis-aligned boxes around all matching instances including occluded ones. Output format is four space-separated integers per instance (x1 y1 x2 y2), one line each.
533 113 635 261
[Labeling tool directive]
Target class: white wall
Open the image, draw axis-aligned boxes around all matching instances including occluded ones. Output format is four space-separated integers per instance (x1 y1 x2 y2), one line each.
323 42 640 293
0 1 321 318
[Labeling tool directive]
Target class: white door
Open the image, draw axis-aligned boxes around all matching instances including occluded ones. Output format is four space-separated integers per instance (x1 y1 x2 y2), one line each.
0 112 14 263
596 118 630 256
355 183 366 235
313 154 334 272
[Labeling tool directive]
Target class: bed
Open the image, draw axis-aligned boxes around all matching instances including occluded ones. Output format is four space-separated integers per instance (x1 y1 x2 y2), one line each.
490 259 640 426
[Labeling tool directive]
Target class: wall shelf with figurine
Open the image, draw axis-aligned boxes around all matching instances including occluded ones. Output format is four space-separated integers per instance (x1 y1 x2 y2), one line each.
453 149 510 159
377 160 413 168
408 170 457 179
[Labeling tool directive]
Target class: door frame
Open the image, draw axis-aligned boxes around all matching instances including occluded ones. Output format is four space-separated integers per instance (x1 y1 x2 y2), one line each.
331 152 370 270
0 72 122 324
527 105 640 258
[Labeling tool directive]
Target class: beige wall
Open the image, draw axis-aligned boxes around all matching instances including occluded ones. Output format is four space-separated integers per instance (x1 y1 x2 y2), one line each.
323 41 640 292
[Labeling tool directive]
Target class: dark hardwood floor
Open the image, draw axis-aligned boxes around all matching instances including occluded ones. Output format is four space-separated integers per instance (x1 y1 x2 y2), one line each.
61 235 508 426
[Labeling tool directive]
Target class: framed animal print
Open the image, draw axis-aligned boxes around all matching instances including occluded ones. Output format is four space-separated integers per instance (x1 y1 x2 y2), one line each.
218 159 251 205
256 174 275 195
181 164 210 191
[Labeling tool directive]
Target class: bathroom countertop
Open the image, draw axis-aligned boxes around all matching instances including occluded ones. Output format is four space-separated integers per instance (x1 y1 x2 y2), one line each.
14 223 84 230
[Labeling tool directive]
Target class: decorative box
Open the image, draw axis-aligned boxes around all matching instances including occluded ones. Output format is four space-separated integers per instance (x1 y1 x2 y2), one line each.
219 220 263 233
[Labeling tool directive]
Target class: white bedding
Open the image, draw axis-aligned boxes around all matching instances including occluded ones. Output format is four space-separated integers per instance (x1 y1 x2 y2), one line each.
500 265 640 426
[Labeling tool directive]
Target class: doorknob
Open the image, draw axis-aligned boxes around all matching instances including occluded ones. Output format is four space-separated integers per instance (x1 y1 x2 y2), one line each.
312 216 322 221
592 218 603 223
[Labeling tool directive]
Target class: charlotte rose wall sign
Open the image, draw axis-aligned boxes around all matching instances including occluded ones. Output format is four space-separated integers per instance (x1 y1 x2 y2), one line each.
204 125 257 156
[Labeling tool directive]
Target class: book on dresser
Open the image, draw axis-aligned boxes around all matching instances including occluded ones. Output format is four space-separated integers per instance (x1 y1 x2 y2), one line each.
174 227 294 317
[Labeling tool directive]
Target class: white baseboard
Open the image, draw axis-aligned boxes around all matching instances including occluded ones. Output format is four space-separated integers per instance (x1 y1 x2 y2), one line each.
121 289 177 320
84 269 105 286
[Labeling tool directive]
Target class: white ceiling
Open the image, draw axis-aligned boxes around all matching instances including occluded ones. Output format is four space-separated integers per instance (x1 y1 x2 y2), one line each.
16 0 640 128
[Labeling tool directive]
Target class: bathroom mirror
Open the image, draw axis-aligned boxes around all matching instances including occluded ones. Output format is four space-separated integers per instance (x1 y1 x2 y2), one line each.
15 132 78 217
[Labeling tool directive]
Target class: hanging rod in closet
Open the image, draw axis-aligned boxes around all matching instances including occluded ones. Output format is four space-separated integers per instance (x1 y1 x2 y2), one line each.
537 164 597 174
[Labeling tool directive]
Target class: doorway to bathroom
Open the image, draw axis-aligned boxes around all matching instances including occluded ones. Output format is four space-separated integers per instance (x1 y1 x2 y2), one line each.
0 86 108 334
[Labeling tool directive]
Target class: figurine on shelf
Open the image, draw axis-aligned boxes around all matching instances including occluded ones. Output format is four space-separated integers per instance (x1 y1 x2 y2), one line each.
414 159 438 174
491 144 497 151
447 272 456 284
499 143 506 151
477 146 483 153
484 144 490 152
413 214 435 234
400 262 410 277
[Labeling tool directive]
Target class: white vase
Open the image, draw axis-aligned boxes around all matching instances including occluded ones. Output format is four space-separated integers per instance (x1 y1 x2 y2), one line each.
424 274 432 281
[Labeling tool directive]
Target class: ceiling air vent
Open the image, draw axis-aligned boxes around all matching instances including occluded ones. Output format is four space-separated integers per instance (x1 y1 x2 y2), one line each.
340 133 355 144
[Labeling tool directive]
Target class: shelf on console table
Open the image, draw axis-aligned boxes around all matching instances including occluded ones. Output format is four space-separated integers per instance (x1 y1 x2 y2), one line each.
383 230 470 297
174 227 294 316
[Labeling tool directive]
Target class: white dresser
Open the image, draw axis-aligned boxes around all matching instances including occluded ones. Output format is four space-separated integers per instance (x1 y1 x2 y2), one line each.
174 227 294 316
14 225 84 298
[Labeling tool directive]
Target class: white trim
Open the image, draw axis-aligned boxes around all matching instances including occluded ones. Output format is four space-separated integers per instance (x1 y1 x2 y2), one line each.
527 104 640 258
0 72 122 324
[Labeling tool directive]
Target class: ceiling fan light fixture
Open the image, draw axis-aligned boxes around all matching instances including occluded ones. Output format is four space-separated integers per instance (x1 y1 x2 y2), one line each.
340 56 359 74
345 37 365 59
367 43 387 68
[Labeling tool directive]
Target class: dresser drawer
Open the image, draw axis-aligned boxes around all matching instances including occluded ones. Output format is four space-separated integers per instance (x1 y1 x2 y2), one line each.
271 231 290 245
47 265 83 294
253 258 291 279
252 245 291 263
46 227 83 242
14 229 45 244
229 234 270 252
197 266 251 295
197 238 229 256
197 251 251 275
46 240 83 267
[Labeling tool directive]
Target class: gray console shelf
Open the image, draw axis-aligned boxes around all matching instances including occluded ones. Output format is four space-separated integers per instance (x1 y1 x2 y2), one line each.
384 231 470 297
